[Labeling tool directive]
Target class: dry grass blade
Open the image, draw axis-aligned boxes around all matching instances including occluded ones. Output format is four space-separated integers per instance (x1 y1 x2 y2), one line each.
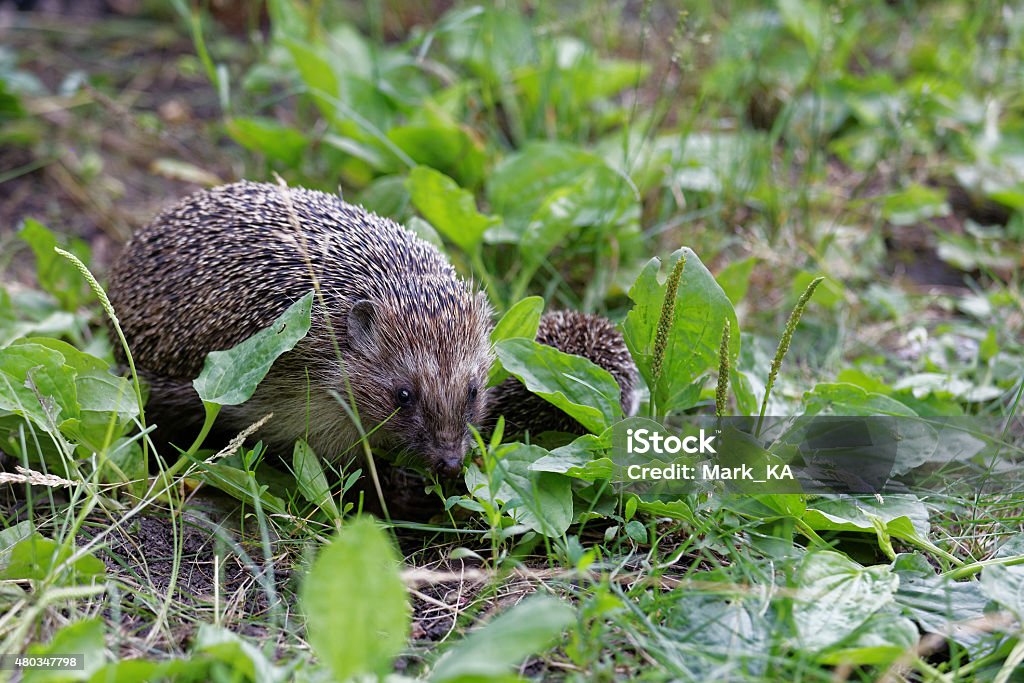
0 466 78 488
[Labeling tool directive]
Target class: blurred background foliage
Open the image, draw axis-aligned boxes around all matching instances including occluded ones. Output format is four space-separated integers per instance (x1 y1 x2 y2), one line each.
2 0 1022 419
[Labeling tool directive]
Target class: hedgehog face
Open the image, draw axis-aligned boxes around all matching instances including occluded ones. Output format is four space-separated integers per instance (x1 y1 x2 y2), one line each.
344 294 493 477
384 371 488 478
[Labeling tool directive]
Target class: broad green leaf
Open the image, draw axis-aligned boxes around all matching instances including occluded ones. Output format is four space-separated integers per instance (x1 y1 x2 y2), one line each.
731 369 761 416
86 659 213 683
6 339 139 476
752 493 808 518
670 132 754 193
302 517 409 682
0 533 105 582
12 339 136 421
284 32 399 169
192 624 286 683
266 0 309 43
0 343 79 434
665 590 771 677
893 553 989 651
520 165 636 266
407 166 496 252
793 551 898 652
283 39 342 124
887 419 986 475
389 123 485 189
226 117 307 166
531 431 615 481
491 297 544 344
979 327 999 362
430 595 575 682
580 56 647 100
487 142 603 235
980 535 1024 619
517 40 650 112
73 370 138 419
406 216 444 249
323 133 400 177
988 186 1024 210
357 175 412 223
193 291 313 406
487 296 544 386
790 271 844 310
60 371 139 456
624 520 648 543
500 444 573 537
634 499 694 522
104 437 147 490
464 443 574 537
0 289 80 349
622 247 740 414
816 611 918 666
802 383 918 417
322 23 378 80
0 520 34 572
495 338 622 434
803 494 931 544
12 337 105 373
18 219 90 311
721 492 807 523
893 371 1006 403
293 439 340 518
834 369 895 395
24 617 105 682
936 231 1018 273
442 6 535 87
0 78 26 120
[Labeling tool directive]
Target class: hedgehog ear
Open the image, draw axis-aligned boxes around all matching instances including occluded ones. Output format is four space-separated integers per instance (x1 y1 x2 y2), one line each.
348 300 377 354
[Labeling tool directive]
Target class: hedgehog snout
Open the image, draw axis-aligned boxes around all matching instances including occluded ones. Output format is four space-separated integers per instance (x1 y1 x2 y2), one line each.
425 437 469 478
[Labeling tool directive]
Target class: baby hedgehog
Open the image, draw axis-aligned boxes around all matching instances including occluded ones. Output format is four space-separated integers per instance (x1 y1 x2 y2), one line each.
107 181 493 477
488 310 639 437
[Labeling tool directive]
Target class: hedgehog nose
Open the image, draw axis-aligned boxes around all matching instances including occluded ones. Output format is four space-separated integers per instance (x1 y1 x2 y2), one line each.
434 444 466 478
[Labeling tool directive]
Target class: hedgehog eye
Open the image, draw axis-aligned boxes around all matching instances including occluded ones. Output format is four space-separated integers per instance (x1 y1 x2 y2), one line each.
467 384 479 403
395 387 414 407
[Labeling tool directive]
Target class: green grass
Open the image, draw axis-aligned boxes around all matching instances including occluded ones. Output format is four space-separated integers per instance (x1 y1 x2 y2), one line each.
1 0 1024 681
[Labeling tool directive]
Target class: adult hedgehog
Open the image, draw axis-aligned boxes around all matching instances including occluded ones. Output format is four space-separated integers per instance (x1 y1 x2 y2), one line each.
107 181 493 477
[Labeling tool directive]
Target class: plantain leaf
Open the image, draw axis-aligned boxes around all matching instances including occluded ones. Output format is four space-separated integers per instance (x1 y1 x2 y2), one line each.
193 291 313 406
487 296 544 386
495 338 622 433
431 595 575 682
301 518 410 682
407 166 497 252
622 247 739 414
